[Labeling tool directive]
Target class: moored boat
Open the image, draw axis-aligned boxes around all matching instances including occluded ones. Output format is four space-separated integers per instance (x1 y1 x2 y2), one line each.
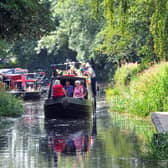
2 73 42 100
22 79 42 100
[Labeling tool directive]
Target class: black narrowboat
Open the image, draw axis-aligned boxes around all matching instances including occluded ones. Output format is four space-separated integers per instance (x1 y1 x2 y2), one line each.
44 75 95 119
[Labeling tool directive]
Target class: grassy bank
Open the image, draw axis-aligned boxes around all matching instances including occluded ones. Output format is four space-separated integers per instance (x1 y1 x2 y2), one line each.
106 62 168 117
0 92 23 117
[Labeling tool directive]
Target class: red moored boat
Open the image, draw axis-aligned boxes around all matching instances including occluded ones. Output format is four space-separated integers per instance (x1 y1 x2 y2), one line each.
3 73 42 100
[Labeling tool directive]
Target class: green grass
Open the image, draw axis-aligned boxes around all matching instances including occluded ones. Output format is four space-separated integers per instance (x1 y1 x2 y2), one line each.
107 62 168 117
0 92 24 117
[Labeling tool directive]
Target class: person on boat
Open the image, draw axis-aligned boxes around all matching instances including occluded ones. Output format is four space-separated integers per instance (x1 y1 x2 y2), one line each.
80 63 88 76
52 80 65 99
73 80 84 99
70 65 78 75
64 80 74 97
80 81 88 99
84 63 96 97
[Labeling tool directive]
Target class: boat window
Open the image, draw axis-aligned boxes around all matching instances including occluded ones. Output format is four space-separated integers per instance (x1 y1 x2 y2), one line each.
27 74 36 80
26 82 34 88
59 79 87 88
16 82 22 90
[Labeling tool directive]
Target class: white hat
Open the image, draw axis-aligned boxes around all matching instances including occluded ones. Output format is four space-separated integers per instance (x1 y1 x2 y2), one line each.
85 62 90 68
54 80 60 85
75 80 81 84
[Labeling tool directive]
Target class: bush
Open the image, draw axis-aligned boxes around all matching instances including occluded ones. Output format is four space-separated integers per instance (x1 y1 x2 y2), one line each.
0 92 23 117
107 62 168 117
148 133 168 160
114 63 139 88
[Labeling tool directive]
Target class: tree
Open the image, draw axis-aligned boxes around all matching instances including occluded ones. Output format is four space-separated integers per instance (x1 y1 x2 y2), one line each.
0 0 54 41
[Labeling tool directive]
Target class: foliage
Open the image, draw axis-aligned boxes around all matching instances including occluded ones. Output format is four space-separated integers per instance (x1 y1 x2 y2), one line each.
1 0 168 81
106 62 168 117
0 92 23 116
0 40 13 64
114 63 139 88
13 36 77 72
150 0 168 60
88 0 167 62
0 0 54 71
148 133 168 160
0 0 54 40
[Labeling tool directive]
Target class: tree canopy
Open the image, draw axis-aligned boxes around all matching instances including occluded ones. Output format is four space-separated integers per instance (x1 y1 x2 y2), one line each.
1 0 168 79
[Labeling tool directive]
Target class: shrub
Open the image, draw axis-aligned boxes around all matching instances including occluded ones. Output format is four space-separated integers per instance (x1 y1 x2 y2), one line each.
148 133 168 160
107 62 168 117
114 63 139 88
0 92 23 116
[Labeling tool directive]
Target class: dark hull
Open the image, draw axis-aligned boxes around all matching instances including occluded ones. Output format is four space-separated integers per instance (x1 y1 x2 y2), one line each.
7 91 24 97
23 91 41 100
44 97 93 119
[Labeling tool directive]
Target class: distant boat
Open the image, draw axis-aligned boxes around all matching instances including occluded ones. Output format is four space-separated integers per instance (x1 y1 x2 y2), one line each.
3 73 42 100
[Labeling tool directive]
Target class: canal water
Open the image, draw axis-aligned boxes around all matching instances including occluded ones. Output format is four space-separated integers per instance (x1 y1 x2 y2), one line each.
0 97 165 168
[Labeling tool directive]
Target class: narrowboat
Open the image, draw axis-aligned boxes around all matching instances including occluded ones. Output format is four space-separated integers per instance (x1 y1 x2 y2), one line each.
44 75 95 119
22 79 42 100
3 74 25 97
3 74 42 100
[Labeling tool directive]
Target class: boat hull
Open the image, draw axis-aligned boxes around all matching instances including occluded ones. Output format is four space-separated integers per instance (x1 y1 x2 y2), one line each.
44 97 93 119
23 91 41 100
7 91 24 97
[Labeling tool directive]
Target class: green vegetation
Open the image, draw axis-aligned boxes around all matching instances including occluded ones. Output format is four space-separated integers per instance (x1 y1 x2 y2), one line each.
106 62 168 117
0 0 53 40
148 133 168 160
113 63 139 88
0 92 23 117
1 0 168 80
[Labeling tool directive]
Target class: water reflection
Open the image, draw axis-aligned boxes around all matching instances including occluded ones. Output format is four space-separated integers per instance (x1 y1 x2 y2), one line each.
0 99 167 168
40 117 97 167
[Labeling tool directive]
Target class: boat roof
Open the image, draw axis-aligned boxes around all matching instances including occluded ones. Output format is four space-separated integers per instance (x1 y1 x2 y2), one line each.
15 79 36 83
3 74 22 77
57 75 87 81
23 72 46 76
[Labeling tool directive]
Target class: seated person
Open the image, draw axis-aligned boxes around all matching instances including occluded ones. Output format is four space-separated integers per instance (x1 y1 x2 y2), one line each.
73 80 84 99
52 80 65 99
80 81 88 99
64 80 74 97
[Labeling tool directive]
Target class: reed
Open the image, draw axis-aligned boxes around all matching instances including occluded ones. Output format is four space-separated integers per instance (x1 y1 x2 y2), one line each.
107 62 168 117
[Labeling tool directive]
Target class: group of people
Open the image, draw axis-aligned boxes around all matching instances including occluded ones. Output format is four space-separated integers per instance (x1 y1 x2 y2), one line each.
56 62 96 97
52 80 87 99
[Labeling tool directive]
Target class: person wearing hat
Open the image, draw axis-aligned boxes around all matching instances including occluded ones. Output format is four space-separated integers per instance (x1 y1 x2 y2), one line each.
85 63 96 97
52 80 65 99
73 80 84 98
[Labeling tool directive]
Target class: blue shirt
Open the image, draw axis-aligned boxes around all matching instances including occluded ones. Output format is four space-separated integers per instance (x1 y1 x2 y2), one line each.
64 85 74 97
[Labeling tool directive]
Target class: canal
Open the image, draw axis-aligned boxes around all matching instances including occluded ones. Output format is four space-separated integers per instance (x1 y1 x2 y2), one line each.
0 97 164 168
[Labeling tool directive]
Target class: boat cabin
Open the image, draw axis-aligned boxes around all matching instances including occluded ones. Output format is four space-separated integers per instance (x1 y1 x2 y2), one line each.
3 74 23 90
57 76 87 88
49 75 91 100
25 80 37 92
